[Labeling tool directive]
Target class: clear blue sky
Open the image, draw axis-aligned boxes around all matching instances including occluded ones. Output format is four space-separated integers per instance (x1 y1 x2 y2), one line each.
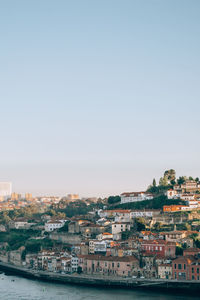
0 0 200 197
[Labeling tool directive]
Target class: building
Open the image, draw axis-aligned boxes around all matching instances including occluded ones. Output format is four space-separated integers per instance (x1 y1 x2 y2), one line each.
71 256 79 272
25 193 33 201
158 264 172 279
78 255 139 277
66 194 79 201
0 182 12 200
120 192 153 204
111 222 131 234
11 193 21 201
172 256 195 280
141 240 176 258
163 205 189 212
45 220 65 232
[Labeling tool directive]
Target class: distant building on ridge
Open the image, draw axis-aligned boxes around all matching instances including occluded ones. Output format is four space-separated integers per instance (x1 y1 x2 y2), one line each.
0 182 12 200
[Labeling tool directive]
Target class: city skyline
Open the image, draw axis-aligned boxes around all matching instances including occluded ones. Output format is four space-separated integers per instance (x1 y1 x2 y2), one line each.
1 0 200 197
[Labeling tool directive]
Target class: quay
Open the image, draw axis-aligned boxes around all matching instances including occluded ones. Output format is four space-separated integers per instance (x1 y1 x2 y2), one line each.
0 261 200 294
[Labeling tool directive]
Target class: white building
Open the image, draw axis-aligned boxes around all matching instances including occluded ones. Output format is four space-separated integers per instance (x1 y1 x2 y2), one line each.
45 220 65 232
71 256 79 272
0 182 12 200
111 222 131 234
120 192 153 204
166 189 182 199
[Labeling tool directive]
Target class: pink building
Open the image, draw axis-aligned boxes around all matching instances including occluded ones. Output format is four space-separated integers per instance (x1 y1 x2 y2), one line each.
78 255 139 277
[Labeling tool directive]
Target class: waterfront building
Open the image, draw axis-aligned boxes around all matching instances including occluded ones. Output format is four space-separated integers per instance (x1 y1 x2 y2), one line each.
78 255 139 277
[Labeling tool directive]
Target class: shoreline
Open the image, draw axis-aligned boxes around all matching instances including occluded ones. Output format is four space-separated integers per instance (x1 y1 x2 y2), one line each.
0 262 200 294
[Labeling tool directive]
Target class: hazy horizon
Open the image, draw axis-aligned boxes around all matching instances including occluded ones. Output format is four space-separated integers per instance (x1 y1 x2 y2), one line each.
1 1 200 198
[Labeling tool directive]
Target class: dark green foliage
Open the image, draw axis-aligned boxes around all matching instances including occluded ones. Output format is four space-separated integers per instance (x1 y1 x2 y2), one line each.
121 230 132 240
135 218 146 231
177 176 186 185
58 221 70 232
77 266 82 274
176 246 183 256
0 229 41 250
194 239 200 248
107 196 121 205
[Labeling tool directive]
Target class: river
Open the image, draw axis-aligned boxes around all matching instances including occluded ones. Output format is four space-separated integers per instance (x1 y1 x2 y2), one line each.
0 272 198 300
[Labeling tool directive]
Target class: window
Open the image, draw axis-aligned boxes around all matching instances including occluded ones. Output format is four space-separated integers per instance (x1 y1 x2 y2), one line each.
174 264 177 269
117 263 120 268
112 263 114 267
178 264 182 270
192 267 194 273
192 275 195 280
197 268 199 274
184 264 186 270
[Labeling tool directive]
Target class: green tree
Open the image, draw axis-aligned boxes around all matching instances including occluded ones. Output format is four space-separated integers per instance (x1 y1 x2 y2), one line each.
164 169 176 182
159 176 168 186
135 218 145 231
177 176 186 185
107 196 121 205
176 246 183 256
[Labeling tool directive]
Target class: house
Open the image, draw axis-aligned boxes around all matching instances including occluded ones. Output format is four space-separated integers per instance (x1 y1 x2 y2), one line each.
183 248 200 257
68 221 80 233
61 257 71 273
158 264 172 279
9 219 32 229
111 222 131 234
45 220 65 232
163 231 187 242
163 205 189 212
71 256 79 272
166 189 181 199
97 232 113 240
130 210 160 219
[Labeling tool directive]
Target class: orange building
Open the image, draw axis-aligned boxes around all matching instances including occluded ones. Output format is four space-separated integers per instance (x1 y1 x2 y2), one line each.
163 205 187 212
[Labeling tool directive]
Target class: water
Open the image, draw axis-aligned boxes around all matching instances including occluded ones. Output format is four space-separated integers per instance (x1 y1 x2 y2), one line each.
0 273 198 300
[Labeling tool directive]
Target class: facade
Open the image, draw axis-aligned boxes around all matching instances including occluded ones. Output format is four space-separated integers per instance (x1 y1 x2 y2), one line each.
158 264 172 279
78 255 139 277
45 220 65 232
163 205 187 212
141 240 176 258
130 210 159 218
120 192 153 204
71 256 79 272
111 222 131 234
172 256 195 280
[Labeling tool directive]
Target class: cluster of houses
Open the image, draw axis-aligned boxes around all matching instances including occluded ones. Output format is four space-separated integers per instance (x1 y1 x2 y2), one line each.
0 203 200 281
1 180 200 281
165 180 200 212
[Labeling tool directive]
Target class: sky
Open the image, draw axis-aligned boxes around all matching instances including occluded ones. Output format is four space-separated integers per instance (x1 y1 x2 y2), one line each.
0 0 200 197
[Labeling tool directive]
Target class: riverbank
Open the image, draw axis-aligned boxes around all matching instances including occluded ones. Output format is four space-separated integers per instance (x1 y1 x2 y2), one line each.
0 261 200 293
